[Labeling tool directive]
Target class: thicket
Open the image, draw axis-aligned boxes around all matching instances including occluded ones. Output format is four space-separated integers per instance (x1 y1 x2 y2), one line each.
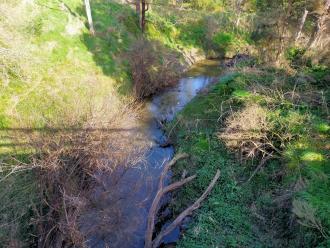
128 39 185 98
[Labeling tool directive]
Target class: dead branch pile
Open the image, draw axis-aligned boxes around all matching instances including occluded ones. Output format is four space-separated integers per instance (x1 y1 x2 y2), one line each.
218 104 275 160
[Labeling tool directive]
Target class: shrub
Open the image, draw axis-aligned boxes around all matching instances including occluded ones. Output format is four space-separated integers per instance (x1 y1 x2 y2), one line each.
285 47 310 68
218 104 272 159
213 32 234 50
128 39 184 98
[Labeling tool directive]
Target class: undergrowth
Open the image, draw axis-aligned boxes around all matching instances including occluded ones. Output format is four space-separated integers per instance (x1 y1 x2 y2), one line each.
167 63 329 247
146 8 252 59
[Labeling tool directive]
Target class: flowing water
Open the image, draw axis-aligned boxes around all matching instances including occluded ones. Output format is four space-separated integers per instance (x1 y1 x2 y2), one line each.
80 60 222 248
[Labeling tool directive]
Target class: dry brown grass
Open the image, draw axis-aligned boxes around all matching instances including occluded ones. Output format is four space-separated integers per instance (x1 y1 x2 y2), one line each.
293 199 329 239
218 104 274 160
0 97 149 247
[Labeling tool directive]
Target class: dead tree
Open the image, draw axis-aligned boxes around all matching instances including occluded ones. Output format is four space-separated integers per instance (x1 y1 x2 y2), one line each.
84 0 95 35
145 153 221 248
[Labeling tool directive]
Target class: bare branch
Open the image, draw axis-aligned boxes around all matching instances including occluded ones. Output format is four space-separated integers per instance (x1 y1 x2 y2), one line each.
246 153 273 183
144 153 189 248
150 170 221 248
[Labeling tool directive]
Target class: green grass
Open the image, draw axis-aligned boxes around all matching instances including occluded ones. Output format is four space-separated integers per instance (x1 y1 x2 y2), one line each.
166 78 268 247
167 67 330 247
0 0 141 131
145 10 251 58
0 0 141 245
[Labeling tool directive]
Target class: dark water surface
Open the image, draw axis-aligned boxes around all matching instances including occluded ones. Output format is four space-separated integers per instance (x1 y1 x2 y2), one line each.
80 60 222 248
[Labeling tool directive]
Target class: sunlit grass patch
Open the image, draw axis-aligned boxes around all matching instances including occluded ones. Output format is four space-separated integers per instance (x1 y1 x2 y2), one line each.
301 152 325 163
316 123 330 133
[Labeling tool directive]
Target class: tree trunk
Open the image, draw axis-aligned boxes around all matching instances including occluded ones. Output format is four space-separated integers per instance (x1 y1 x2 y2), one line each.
84 0 95 35
141 0 147 32
309 0 330 48
136 0 141 29
295 9 309 42
235 0 246 27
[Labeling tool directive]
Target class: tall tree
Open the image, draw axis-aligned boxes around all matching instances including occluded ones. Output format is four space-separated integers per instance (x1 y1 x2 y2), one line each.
141 0 149 32
136 0 141 28
84 0 95 35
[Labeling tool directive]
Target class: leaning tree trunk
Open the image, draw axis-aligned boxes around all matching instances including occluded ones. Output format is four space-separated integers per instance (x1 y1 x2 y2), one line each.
84 0 95 35
295 9 309 42
309 0 330 48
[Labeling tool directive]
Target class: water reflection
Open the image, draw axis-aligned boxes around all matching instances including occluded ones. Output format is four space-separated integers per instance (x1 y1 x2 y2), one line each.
149 76 214 122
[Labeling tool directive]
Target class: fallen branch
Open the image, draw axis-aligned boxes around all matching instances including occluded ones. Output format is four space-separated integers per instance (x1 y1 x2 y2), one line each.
146 168 221 248
145 153 190 248
246 153 273 183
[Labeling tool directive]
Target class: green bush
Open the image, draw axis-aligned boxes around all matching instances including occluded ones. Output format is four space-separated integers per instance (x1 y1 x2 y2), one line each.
285 47 309 68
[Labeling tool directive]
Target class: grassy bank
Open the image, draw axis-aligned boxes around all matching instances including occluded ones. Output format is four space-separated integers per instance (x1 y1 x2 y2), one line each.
0 0 143 245
167 63 329 247
1 0 329 246
1 0 234 245
146 7 252 59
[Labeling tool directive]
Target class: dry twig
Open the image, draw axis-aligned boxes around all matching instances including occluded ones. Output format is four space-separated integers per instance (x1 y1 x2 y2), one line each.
247 153 273 183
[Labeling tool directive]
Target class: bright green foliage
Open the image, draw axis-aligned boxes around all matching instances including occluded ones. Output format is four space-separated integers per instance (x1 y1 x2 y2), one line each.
146 9 251 58
212 32 234 49
285 47 310 68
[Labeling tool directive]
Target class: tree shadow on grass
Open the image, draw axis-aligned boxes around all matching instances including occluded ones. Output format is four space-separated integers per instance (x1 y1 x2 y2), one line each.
75 1 142 95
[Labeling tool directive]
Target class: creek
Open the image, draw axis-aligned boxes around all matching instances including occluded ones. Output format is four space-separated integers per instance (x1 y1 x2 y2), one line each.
80 60 223 248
